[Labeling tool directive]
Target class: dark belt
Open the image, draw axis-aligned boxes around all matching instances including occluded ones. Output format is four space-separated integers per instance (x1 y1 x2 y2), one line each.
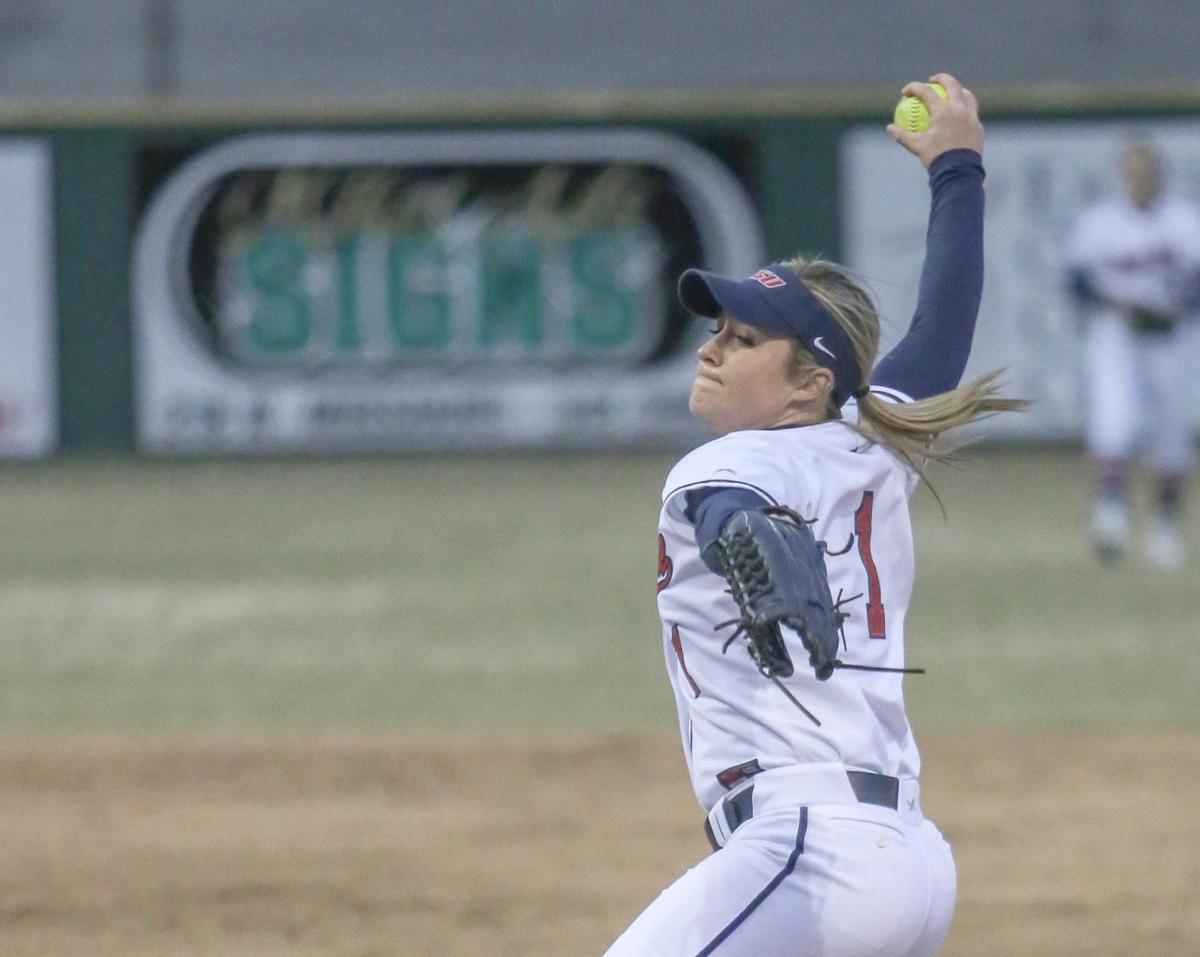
704 770 899 851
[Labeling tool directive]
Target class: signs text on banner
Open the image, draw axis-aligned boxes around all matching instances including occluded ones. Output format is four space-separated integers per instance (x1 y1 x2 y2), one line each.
134 130 763 453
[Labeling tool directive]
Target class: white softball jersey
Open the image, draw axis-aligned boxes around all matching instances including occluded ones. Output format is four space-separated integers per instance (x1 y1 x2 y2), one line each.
1065 197 1200 315
609 415 956 957
656 417 921 815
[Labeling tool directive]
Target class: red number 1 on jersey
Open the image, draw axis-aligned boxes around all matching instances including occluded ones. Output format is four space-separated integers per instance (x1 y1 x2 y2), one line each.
854 491 887 639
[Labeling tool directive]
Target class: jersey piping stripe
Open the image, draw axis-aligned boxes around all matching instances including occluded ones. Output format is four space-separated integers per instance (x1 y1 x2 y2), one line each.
664 479 778 507
692 807 809 956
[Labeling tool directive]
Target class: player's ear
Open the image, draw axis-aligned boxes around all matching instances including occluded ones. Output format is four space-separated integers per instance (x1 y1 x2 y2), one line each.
790 366 834 406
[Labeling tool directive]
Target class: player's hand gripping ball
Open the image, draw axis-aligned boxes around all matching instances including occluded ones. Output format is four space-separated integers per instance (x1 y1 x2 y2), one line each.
893 82 949 133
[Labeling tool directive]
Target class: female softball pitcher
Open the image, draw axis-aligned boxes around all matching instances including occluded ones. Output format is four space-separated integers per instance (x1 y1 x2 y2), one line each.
605 75 1023 957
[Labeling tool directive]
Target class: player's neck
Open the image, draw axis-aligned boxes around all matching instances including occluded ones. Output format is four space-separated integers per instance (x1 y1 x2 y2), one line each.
1128 191 1160 211
769 406 831 429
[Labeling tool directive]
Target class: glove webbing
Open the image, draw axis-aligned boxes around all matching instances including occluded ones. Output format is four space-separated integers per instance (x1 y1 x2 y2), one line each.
715 512 925 726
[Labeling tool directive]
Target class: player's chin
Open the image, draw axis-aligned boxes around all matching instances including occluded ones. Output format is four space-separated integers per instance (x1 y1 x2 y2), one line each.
688 381 727 433
688 378 715 413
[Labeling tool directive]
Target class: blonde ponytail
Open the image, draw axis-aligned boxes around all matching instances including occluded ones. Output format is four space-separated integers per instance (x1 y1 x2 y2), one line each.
855 371 1027 472
779 255 1028 473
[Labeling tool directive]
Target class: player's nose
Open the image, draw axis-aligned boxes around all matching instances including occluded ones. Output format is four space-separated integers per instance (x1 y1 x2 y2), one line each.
697 335 721 363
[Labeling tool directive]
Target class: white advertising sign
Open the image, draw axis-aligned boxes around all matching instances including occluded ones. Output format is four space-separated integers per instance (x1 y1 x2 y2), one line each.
133 129 763 453
842 121 1200 440
0 140 56 457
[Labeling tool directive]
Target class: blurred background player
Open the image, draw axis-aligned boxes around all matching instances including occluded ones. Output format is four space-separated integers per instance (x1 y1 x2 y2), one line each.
1065 141 1200 569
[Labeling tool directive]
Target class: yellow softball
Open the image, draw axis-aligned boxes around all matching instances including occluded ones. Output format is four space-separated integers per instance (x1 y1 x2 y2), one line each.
893 82 948 133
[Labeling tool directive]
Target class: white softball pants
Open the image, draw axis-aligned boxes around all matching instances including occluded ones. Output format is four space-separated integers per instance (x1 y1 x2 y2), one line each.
603 783 955 956
1082 312 1196 475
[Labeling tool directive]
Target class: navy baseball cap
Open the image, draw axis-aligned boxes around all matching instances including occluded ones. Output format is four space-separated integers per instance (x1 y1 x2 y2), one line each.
677 263 865 406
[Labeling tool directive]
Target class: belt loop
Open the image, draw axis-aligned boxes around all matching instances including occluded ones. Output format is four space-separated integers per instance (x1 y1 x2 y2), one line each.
705 782 754 850
723 785 754 834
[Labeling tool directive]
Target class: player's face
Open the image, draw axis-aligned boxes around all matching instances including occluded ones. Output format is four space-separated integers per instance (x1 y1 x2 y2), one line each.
689 315 827 434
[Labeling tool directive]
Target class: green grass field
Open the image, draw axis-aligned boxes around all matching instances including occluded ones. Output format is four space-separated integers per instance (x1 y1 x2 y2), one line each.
2 449 1198 957
1 448 1197 734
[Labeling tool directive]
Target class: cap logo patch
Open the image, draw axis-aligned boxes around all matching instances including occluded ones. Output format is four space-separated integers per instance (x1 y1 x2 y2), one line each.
752 269 786 288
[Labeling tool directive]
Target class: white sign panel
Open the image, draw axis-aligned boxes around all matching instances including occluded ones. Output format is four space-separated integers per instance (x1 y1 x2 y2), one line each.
133 129 763 453
0 140 56 457
842 121 1200 440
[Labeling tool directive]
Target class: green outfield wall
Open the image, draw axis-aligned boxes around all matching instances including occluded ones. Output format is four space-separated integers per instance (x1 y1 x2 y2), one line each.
10 86 1200 452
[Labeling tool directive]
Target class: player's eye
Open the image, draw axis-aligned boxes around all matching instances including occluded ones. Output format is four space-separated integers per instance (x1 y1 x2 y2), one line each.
707 324 720 335
734 333 755 346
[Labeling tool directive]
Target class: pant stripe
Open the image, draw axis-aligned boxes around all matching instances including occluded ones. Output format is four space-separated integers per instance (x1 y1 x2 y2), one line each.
693 807 808 956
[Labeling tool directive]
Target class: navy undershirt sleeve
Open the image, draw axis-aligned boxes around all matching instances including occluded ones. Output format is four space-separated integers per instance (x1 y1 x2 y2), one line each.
870 148 985 400
685 486 771 574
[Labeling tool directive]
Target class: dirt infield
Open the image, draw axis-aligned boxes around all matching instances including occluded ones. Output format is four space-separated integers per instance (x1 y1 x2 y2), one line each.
0 728 1196 956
